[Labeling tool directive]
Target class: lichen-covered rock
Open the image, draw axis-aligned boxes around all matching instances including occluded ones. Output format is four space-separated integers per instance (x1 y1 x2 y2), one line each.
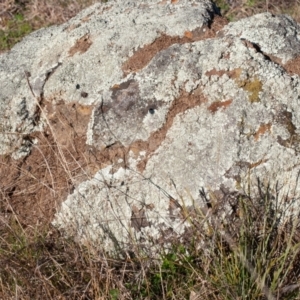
0 0 217 159
1 0 300 254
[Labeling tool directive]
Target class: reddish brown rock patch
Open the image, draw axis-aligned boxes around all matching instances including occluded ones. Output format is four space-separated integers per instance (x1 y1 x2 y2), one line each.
254 123 272 141
122 15 228 76
283 56 300 76
205 67 241 78
208 99 233 113
68 34 92 56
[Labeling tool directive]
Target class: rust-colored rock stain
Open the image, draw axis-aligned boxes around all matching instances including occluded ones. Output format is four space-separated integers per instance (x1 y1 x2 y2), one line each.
254 123 272 141
68 34 92 56
122 15 228 76
208 99 233 113
283 56 300 76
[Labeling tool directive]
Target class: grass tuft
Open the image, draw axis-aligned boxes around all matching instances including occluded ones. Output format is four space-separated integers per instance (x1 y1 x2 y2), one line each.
2 178 300 299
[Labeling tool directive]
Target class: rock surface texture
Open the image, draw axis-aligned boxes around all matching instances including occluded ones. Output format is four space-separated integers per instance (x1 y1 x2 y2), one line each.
1 0 300 254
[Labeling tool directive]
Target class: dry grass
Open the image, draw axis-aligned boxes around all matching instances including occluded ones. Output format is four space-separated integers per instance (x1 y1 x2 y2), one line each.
0 0 103 51
215 0 300 22
2 177 300 299
0 0 101 27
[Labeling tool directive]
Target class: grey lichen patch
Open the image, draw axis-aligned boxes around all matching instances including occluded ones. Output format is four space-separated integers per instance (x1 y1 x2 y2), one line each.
52 164 189 254
91 78 166 149
90 84 207 174
131 205 151 232
221 13 300 64
121 32 203 76
135 88 207 172
225 158 269 186
110 80 142 117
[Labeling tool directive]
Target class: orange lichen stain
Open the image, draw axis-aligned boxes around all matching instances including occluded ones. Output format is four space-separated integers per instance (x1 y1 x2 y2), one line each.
111 84 120 89
254 123 272 141
171 0 178 3
77 104 93 116
244 78 262 103
237 77 263 103
205 68 262 103
208 99 232 113
128 144 142 157
184 31 193 39
224 68 262 103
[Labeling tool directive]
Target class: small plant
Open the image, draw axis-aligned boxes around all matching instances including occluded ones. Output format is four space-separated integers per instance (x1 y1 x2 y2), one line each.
0 13 32 51
247 0 259 7
194 180 300 300
139 245 196 298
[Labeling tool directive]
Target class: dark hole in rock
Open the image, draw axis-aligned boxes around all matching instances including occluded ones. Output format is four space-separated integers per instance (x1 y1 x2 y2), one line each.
81 91 88 98
76 84 80 89
149 108 155 114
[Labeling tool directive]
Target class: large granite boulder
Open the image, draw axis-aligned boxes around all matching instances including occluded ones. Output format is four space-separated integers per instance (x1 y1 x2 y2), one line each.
1 0 300 254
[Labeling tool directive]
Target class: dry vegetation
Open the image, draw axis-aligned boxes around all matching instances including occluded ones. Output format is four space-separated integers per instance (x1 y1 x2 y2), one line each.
1 0 300 299
215 0 300 22
0 0 102 51
2 177 300 299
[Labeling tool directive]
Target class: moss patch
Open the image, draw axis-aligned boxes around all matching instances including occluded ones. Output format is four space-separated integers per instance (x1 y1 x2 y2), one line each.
237 77 263 103
0 14 33 51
